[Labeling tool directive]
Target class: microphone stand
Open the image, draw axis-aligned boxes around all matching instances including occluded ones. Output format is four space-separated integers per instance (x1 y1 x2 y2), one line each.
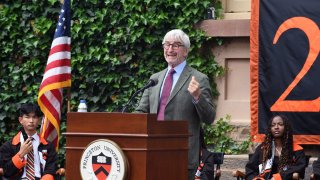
121 79 158 113
121 88 144 113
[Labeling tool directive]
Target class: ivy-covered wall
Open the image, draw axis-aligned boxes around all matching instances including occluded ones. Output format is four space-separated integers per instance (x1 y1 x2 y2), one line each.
0 0 224 145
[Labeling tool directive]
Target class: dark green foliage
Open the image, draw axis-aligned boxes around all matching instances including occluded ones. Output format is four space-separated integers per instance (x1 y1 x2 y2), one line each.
202 115 252 154
0 0 225 164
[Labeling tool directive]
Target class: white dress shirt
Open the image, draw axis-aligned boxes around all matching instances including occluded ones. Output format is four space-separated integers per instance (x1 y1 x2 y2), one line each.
20 133 41 178
160 60 187 97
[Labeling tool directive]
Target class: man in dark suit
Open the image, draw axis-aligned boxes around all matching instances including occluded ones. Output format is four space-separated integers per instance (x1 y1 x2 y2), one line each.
0 103 57 179
312 158 320 179
0 151 3 179
136 29 216 179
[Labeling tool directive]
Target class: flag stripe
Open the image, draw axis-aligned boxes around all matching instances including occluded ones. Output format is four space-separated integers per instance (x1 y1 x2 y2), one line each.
49 44 71 56
51 36 71 49
43 122 58 144
40 74 71 90
40 95 60 126
45 59 71 72
39 80 71 99
43 122 54 136
44 89 62 115
47 52 71 67
43 66 71 81
40 117 49 138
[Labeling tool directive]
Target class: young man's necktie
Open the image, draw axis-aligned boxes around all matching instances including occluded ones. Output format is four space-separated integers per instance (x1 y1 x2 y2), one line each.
26 137 35 180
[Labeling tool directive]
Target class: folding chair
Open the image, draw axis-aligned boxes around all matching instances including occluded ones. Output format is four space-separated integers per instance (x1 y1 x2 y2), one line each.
213 152 224 180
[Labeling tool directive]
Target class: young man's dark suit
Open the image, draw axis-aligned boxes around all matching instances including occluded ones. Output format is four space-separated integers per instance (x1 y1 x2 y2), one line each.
0 131 57 179
312 158 320 179
136 65 216 177
0 151 3 180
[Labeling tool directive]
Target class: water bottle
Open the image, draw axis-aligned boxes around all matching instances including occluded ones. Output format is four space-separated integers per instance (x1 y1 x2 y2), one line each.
207 7 215 19
77 99 88 112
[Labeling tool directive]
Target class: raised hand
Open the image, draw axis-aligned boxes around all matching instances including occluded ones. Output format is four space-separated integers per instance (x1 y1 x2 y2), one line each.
188 76 201 101
18 138 33 158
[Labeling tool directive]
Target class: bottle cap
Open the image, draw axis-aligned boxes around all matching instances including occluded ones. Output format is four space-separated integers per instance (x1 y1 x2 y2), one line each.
80 99 86 103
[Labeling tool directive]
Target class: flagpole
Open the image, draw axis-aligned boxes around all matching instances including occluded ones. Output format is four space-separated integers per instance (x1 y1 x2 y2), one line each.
67 87 71 112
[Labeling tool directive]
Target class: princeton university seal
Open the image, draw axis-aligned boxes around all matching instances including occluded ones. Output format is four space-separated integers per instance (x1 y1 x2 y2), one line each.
80 139 128 180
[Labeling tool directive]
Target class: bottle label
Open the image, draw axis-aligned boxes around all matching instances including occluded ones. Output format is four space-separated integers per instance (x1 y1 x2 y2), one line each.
78 108 87 112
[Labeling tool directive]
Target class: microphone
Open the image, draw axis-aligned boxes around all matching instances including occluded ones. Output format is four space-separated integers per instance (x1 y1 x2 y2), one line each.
20 127 28 141
121 79 158 113
139 79 158 93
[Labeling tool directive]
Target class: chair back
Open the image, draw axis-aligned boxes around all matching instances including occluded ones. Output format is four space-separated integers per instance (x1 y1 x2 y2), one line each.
213 152 224 165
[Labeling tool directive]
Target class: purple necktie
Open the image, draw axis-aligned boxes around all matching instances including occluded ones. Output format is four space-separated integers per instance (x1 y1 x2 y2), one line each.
157 68 175 120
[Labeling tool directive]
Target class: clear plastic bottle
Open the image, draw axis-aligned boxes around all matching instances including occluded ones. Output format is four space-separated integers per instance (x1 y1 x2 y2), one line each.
77 99 88 112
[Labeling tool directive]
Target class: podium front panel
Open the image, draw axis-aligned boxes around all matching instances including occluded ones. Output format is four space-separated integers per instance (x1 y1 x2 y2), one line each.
65 112 188 180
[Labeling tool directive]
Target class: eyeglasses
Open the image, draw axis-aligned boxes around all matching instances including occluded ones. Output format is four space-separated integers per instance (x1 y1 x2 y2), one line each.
162 43 184 50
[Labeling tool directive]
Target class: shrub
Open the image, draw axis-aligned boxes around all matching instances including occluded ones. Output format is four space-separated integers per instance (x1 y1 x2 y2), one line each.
202 115 252 154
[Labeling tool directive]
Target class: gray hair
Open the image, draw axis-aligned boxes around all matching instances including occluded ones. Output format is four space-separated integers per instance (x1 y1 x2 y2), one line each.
162 29 190 49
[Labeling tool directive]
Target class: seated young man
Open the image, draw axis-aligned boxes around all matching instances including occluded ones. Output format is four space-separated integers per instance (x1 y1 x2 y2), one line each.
0 152 3 177
0 103 57 179
194 128 214 180
245 115 306 180
312 158 320 179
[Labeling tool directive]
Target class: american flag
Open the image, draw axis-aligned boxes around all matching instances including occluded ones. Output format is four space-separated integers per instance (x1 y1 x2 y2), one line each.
38 0 71 151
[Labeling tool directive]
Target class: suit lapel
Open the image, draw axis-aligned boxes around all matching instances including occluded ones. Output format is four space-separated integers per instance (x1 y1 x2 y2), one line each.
167 66 191 104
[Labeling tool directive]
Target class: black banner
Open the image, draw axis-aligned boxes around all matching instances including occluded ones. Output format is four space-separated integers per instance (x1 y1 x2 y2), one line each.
251 0 320 143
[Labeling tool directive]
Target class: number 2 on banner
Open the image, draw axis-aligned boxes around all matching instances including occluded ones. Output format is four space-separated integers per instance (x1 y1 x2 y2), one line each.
271 17 320 112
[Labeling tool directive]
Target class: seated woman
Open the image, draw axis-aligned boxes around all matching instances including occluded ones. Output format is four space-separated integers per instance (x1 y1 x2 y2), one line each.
245 115 306 180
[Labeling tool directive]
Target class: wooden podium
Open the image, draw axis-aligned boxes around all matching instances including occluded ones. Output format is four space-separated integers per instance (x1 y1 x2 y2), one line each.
65 112 189 179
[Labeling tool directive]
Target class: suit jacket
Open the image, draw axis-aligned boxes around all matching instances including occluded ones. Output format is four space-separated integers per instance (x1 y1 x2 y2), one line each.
0 151 3 180
0 132 57 180
312 158 320 180
199 148 215 180
136 65 216 169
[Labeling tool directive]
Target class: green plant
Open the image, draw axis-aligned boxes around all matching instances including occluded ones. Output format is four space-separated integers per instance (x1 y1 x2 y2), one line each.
212 0 223 20
0 0 224 166
202 115 252 154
